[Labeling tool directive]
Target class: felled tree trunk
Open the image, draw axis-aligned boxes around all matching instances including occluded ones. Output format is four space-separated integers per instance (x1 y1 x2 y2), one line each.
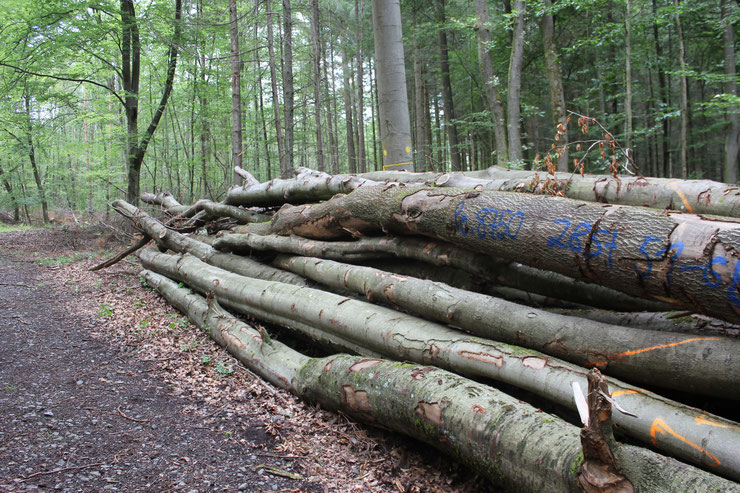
215 232 668 312
142 254 733 491
138 249 740 479
359 166 740 218
140 191 188 215
113 200 306 286
271 255 740 398
224 167 382 207
268 185 740 324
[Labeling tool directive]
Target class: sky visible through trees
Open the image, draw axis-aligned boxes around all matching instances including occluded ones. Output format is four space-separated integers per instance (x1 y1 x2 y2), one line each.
0 0 737 222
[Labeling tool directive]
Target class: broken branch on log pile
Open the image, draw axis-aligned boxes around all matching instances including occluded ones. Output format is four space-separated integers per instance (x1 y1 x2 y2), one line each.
267 185 740 324
141 269 739 492
138 249 740 479
215 232 669 312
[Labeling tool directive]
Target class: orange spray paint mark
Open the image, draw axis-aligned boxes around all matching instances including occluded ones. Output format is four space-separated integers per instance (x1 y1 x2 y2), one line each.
650 418 721 467
610 337 720 360
610 389 648 398
666 181 695 213
695 413 740 431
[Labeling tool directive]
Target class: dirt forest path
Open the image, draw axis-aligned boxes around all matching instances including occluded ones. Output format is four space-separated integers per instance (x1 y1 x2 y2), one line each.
0 228 487 493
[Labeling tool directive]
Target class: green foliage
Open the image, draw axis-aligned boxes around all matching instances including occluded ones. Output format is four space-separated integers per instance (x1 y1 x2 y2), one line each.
97 303 112 317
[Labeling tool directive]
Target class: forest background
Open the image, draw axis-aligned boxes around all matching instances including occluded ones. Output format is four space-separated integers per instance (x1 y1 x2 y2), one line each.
0 0 738 223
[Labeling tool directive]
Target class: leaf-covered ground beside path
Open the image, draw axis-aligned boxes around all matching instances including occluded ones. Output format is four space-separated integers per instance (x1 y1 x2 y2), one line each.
0 226 491 492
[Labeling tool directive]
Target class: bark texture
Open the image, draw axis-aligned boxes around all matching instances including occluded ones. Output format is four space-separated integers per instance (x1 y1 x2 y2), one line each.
268 185 740 324
141 250 740 479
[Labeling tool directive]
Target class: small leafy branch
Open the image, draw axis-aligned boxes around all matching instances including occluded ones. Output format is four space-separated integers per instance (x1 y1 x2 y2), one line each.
534 110 637 192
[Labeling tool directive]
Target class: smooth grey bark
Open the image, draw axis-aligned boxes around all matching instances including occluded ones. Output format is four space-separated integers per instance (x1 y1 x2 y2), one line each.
473 0 507 165
267 185 740 324
411 5 428 170
227 0 243 186
436 0 462 171
723 0 739 184
354 0 367 173
342 42 358 174
144 268 738 491
541 0 568 171
674 0 688 178
272 255 740 399
140 250 740 482
507 0 526 164
224 167 381 207
624 0 633 155
367 166 740 217
265 0 284 178
214 232 668 312
281 0 295 178
371 0 413 170
310 0 324 172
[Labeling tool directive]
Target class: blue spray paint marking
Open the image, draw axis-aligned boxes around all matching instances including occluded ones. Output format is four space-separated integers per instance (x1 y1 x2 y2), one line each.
455 200 523 241
547 220 618 268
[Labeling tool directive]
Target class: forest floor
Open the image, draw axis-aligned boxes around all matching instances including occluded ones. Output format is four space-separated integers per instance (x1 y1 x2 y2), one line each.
0 225 493 493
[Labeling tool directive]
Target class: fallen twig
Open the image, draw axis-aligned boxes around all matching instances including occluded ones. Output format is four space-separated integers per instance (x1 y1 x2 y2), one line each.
116 405 151 423
20 462 105 481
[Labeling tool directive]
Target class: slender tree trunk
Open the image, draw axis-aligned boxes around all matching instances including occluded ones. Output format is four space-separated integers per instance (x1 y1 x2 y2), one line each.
121 0 181 204
651 0 669 177
24 94 49 224
323 29 339 174
412 5 427 170
723 0 739 184
437 0 462 171
673 0 688 178
473 0 508 165
198 0 211 195
507 0 526 164
310 0 325 172
0 164 20 222
265 0 282 181
228 0 243 186
541 0 568 171
342 43 358 174
372 0 413 171
281 0 295 178
625 0 633 158
354 0 367 173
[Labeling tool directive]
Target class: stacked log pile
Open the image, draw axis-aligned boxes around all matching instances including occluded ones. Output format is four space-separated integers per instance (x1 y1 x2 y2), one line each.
108 167 740 491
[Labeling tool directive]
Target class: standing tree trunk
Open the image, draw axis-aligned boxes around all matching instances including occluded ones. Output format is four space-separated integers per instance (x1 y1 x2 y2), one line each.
228 0 243 186
673 0 688 178
507 0 526 164
23 94 49 224
0 164 19 222
371 0 413 171
354 0 367 173
265 0 283 180
473 0 508 166
624 0 633 157
281 0 295 178
723 0 739 184
342 43 358 174
652 0 669 177
310 0 325 172
121 0 181 204
437 0 462 171
541 0 568 171
412 5 428 170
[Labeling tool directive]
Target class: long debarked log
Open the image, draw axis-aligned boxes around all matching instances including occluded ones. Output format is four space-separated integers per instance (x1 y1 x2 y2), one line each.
141 268 740 491
215 232 668 312
268 186 740 324
138 250 740 479
140 191 189 215
271 255 740 396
